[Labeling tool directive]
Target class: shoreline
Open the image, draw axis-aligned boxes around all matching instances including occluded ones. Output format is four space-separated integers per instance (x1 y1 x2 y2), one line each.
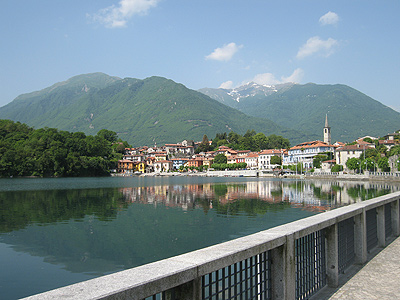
113 170 400 182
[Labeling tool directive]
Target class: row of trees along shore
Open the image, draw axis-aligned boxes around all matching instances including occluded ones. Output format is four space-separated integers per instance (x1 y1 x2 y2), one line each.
0 120 128 177
1 121 290 177
343 141 400 172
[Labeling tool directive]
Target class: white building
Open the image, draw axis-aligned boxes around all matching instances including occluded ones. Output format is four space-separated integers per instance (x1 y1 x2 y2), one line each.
258 149 282 170
244 152 259 169
335 144 373 169
283 141 335 169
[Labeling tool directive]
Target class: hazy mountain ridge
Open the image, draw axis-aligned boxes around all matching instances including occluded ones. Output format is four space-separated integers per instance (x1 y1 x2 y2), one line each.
199 82 400 142
0 74 307 146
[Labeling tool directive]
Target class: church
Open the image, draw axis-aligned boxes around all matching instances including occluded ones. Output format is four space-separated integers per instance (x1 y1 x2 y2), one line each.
282 115 334 169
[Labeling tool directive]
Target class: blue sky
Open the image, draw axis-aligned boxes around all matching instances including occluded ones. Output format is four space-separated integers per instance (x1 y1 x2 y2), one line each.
1 0 399 111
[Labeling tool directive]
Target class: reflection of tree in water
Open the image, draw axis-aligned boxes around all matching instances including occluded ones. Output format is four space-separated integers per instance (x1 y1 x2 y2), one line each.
0 189 127 233
210 198 291 217
213 184 228 198
347 185 392 201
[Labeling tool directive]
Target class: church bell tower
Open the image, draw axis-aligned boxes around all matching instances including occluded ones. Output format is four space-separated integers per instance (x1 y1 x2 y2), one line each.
324 114 331 145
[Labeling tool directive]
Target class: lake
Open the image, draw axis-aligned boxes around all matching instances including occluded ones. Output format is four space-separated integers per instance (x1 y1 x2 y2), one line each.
0 176 399 299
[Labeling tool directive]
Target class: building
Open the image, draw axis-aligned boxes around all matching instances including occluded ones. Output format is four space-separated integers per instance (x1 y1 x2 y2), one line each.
283 141 335 169
335 144 373 169
324 114 331 145
117 160 146 174
258 149 282 170
187 157 203 168
321 159 336 170
245 152 259 169
153 160 173 173
170 158 189 170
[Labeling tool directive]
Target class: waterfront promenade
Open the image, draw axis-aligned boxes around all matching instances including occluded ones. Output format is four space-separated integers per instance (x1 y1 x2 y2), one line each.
313 236 400 300
329 236 400 299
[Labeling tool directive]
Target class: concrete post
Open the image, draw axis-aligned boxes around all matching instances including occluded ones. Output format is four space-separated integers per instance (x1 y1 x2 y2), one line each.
271 245 285 300
284 234 296 300
325 224 339 287
391 199 400 237
354 210 367 264
166 278 201 300
377 205 386 247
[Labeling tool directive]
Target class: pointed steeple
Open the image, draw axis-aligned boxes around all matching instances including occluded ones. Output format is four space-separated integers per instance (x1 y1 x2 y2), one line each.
323 114 331 144
325 114 329 128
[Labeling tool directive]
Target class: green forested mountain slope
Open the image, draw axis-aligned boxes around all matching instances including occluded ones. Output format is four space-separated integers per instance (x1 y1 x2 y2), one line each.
200 83 400 142
0 74 306 146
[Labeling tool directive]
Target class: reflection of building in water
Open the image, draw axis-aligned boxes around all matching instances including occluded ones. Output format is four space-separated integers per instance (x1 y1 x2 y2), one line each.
119 180 400 213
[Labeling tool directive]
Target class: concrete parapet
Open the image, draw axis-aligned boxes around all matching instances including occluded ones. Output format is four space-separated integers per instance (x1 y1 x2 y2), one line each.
22 192 400 300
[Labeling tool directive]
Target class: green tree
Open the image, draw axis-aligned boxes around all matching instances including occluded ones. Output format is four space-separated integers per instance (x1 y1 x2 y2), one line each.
363 137 373 143
196 134 211 153
213 153 227 164
377 157 390 172
331 164 343 172
253 133 269 151
270 156 281 165
267 134 290 149
346 157 360 172
360 158 375 171
96 129 118 143
388 145 400 157
313 154 329 169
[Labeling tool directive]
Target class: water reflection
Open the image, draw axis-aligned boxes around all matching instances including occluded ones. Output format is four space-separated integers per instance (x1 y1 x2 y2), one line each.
119 179 398 214
0 178 399 299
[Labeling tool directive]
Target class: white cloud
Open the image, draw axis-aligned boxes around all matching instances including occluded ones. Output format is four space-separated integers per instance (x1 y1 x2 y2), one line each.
296 36 338 59
251 73 280 85
281 68 304 83
219 81 234 89
205 43 243 62
88 0 160 28
319 11 339 26
251 68 304 85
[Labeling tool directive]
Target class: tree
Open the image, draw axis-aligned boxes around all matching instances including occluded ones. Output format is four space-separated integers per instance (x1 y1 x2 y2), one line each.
96 129 118 143
388 145 400 157
364 148 378 160
196 134 211 153
267 134 290 149
270 156 281 165
377 157 390 172
331 164 343 172
363 137 373 143
346 157 360 172
253 133 268 151
313 154 329 169
213 153 227 164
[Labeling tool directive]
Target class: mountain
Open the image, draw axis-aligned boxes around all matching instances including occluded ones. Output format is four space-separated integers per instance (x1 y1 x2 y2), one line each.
199 83 400 142
199 82 294 109
0 73 306 146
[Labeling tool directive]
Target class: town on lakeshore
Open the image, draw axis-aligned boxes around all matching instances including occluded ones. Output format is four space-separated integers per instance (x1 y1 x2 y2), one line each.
116 115 400 176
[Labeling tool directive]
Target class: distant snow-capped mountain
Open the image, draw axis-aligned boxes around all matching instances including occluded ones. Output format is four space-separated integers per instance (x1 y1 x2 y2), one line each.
226 82 295 102
198 82 295 108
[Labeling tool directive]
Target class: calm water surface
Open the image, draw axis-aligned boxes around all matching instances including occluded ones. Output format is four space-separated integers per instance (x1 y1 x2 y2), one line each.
0 176 399 299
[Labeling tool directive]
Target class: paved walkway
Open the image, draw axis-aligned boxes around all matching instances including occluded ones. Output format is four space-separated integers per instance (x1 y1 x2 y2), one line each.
328 237 400 299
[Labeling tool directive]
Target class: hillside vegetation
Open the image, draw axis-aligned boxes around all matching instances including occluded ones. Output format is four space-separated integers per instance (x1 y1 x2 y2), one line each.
0 73 306 146
200 83 400 143
0 120 127 177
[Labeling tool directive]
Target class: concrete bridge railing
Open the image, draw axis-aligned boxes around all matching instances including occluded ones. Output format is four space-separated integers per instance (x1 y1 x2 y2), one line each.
23 191 400 300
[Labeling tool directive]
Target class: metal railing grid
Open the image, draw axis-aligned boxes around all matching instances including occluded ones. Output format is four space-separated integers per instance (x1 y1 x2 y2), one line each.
338 217 355 273
385 203 392 239
366 208 378 251
23 192 400 300
295 229 326 300
202 251 272 300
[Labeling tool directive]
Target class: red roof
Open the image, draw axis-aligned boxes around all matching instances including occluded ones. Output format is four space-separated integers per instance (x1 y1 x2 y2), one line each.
290 141 333 150
337 144 373 151
259 149 281 155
